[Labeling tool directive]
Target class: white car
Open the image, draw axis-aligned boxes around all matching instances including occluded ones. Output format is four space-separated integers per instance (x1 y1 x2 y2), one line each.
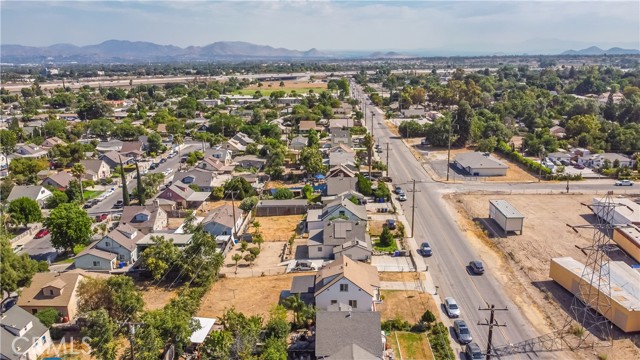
398 193 407 201
615 180 634 186
444 297 461 318
168 152 177 158
162 168 174 176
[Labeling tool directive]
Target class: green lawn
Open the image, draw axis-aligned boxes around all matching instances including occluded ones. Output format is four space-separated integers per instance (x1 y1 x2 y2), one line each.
389 331 433 360
83 190 104 200
373 238 398 253
233 87 330 96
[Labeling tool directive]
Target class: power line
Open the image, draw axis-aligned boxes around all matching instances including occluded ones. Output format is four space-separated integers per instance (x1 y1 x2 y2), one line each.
477 304 508 360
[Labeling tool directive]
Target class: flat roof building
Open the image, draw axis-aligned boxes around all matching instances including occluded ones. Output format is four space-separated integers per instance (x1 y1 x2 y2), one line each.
612 226 640 262
489 200 524 235
454 152 508 177
549 257 640 333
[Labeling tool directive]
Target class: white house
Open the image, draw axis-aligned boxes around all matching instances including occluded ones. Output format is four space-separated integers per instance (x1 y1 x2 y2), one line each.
1 306 52 360
80 159 111 181
202 205 243 242
307 197 368 232
328 144 356 167
74 224 144 271
579 153 634 168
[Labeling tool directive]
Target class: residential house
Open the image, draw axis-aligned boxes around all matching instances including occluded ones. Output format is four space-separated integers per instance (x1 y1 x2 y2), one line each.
549 125 566 139
308 219 371 260
234 155 267 170
276 97 302 106
158 184 210 209
7 186 52 207
16 272 84 321
454 152 508 176
121 205 168 234
330 128 352 147
326 164 358 196
307 197 368 231
314 310 384 360
328 144 356 167
211 149 233 165
58 113 79 121
290 256 380 311
79 159 111 181
579 153 635 168
231 132 255 147
175 169 216 192
547 152 572 164
40 137 66 148
329 119 354 130
120 141 144 159
334 103 353 117
199 157 235 173
333 240 373 262
202 204 243 242
299 120 320 134
101 151 133 168
15 144 47 158
96 140 123 153
290 135 308 151
41 171 75 189
74 224 144 271
1 306 52 360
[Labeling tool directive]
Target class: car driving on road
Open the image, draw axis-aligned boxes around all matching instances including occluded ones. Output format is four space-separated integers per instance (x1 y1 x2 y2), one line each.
444 297 461 318
420 242 432 256
615 179 634 186
469 260 485 275
454 320 473 344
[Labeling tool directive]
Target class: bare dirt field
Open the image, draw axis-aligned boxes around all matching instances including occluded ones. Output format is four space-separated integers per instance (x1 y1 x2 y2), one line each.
198 273 301 319
488 152 538 182
140 284 178 311
378 289 441 324
167 217 184 230
249 215 303 242
221 241 287 277
447 193 640 360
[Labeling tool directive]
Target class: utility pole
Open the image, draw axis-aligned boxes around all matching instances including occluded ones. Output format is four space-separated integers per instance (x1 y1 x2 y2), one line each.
478 305 508 360
226 190 239 241
446 109 455 181
406 180 421 237
120 321 142 360
385 143 390 176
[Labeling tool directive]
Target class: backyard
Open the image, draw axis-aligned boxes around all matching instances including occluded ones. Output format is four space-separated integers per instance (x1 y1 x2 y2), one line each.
388 331 433 360
249 215 303 242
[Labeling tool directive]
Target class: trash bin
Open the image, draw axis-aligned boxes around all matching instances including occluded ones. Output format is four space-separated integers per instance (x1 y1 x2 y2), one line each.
394 251 400 257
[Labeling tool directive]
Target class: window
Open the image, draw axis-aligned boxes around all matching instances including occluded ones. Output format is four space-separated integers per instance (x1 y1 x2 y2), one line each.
105 241 111 247
339 210 345 216
93 261 100 267
331 300 337 305
348 300 358 308
340 284 348 292
41 336 47 344
32 309 38 315
317 246 323 252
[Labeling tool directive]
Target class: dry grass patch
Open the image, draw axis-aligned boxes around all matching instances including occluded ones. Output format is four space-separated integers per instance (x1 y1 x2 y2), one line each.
378 290 441 324
250 215 303 241
379 272 421 282
167 218 184 230
489 152 538 182
245 80 328 91
198 273 300 319
388 331 434 360
369 220 387 237
140 284 179 311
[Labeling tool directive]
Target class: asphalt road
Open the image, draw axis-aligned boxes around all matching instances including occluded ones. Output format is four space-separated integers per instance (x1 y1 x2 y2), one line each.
21 233 56 262
352 83 558 359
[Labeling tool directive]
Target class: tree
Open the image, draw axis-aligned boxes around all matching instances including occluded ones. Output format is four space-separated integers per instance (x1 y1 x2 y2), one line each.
147 132 165 155
273 187 294 200
356 173 373 196
363 133 374 177
239 195 258 211
202 328 234 359
264 305 290 340
282 294 307 327
45 203 92 254
253 234 264 250
35 308 60 328
0 130 17 173
248 246 261 258
307 129 319 148
65 180 82 203
299 147 325 176
77 276 143 321
78 99 112 120
43 120 67 139
476 137 498 152
141 236 180 280
71 163 86 202
302 184 313 200
239 241 249 255
7 197 42 228
84 309 118 360
380 226 393 247
135 162 145 205
261 338 287 360
45 190 68 209
244 253 256 266
88 119 115 138
224 177 255 200
0 235 38 295
232 253 242 273
120 158 130 206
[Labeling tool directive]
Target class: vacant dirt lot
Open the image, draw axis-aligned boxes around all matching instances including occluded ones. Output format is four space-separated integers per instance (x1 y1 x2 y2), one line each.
448 193 640 360
198 273 301 319
249 215 303 241
378 289 441 324
140 285 178 311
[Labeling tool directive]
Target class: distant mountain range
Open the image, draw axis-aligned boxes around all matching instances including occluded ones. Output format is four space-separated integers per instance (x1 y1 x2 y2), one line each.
560 46 640 56
0 40 328 63
1 40 639 64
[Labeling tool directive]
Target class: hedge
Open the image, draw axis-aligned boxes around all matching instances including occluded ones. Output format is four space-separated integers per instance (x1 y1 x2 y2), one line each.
496 141 552 176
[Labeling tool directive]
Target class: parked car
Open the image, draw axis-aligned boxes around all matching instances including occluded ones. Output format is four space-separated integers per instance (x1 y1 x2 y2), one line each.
465 342 483 360
95 214 109 222
167 152 177 158
420 138 429 146
160 158 167 163
385 219 397 230
34 228 50 239
574 164 585 169
292 261 319 272
149 163 158 170
615 180 634 186
376 148 383 153
113 200 124 209
398 193 407 201
454 320 473 344
444 297 461 318
469 260 485 275
394 186 403 194
420 242 432 256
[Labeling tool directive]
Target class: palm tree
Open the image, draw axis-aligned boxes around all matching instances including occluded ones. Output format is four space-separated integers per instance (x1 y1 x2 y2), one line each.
174 134 184 170
283 294 306 327
363 133 374 178
71 163 86 202
231 254 242 273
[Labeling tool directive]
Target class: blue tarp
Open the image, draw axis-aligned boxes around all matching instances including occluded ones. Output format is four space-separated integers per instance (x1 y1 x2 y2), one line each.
314 174 325 180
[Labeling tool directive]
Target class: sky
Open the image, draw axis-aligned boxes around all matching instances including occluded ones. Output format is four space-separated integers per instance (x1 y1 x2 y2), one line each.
1 0 639 54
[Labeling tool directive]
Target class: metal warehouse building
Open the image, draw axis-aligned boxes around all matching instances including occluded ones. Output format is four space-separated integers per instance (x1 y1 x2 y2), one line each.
489 200 524 235
256 199 308 217
549 257 640 333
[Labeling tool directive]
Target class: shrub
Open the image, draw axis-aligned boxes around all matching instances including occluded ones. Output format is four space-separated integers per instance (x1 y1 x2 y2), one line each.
496 141 552 176
381 318 411 332
428 322 455 359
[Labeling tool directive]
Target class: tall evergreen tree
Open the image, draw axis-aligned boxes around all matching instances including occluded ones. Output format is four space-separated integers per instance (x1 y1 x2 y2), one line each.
135 162 145 206
120 157 130 206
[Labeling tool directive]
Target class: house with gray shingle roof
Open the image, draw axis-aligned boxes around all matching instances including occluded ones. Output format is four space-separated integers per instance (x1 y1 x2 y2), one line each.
7 185 52 207
307 219 371 260
315 310 384 360
41 171 75 189
1 306 51 360
74 224 145 271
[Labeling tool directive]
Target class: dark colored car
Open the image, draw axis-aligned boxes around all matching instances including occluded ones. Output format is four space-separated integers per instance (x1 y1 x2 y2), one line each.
420 242 432 256
465 343 483 360
469 261 485 275
113 200 124 209
385 219 397 230
160 158 167 164
574 164 585 169
34 228 50 239
149 163 158 170
454 320 473 344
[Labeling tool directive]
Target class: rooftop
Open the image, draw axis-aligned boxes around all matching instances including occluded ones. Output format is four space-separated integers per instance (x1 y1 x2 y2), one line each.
455 152 508 169
489 199 524 218
16 272 84 309
315 311 382 359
